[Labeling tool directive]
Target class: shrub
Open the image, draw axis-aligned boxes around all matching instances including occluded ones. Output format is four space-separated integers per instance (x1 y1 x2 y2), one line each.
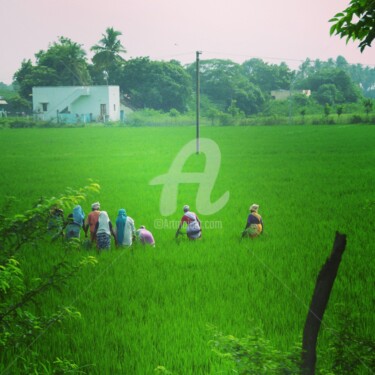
0 182 99 373
351 115 363 124
209 326 301 374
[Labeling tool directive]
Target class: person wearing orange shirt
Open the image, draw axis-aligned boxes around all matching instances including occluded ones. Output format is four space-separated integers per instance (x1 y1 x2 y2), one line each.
84 202 101 242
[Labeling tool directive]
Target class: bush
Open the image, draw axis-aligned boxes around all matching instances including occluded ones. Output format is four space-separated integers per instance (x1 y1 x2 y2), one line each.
0 182 99 373
351 115 363 124
209 325 301 374
323 305 375 374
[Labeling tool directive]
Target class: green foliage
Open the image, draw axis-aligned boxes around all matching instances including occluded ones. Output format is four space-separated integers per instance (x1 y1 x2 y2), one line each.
227 99 244 118
0 126 373 373
297 57 375 99
122 58 192 112
321 305 375 374
209 326 301 374
209 311 375 374
13 37 92 100
5 94 31 114
298 68 361 105
315 84 341 105
154 365 173 374
186 59 266 115
336 105 344 117
0 183 99 373
8 28 374 118
35 37 92 86
363 98 373 115
90 27 126 85
324 103 331 117
329 0 375 52
242 58 293 93
168 108 180 118
291 93 310 107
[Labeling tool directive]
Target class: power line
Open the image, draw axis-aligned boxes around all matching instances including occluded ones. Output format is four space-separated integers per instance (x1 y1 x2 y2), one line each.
150 50 375 68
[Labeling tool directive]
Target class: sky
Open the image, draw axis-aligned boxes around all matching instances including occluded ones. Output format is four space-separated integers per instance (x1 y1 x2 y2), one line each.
1 0 374 84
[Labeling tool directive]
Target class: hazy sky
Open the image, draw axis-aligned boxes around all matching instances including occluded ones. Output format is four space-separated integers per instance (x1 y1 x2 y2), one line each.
1 0 374 84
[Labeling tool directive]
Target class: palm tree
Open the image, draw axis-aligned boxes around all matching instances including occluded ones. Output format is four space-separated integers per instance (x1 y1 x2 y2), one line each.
91 27 126 83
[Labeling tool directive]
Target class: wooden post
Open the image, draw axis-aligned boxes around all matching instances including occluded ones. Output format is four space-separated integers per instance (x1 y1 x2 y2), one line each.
301 231 347 374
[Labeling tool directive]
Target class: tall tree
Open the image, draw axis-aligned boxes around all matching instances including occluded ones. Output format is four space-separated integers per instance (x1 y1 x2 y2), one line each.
121 58 192 112
242 59 293 94
13 62 57 100
35 37 91 85
296 66 362 104
91 27 126 84
186 59 265 115
13 37 91 100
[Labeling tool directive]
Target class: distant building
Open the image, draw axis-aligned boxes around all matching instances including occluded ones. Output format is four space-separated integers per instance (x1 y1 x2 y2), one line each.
0 96 7 117
32 86 120 123
270 89 311 101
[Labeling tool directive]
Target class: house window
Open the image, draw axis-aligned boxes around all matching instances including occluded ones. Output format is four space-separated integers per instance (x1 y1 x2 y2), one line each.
41 103 48 112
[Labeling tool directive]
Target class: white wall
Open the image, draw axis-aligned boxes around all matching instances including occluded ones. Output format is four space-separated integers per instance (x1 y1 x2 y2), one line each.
32 86 120 122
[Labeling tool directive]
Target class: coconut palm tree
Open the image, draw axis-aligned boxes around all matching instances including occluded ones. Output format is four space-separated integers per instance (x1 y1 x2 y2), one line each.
91 27 126 84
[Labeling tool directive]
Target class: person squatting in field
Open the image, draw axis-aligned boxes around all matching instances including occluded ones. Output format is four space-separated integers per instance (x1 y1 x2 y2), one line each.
94 211 117 250
242 203 263 238
175 205 202 240
136 225 155 247
84 202 101 242
64 205 85 241
115 208 136 247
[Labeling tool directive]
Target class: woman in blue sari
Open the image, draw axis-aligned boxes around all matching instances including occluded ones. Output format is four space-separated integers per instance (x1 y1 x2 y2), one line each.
115 209 136 246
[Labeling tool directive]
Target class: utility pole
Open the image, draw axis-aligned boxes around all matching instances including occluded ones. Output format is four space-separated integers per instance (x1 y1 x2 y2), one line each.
196 51 202 154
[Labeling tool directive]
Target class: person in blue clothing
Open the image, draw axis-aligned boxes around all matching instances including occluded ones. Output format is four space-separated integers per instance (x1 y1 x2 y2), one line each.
64 205 85 241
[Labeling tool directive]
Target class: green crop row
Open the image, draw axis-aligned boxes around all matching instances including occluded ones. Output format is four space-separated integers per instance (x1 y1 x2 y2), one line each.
0 125 374 373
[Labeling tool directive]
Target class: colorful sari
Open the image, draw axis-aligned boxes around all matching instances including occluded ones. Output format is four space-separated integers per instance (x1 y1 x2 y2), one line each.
245 212 263 238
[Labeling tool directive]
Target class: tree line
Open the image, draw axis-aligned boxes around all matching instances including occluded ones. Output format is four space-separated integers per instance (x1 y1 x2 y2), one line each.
3 27 375 117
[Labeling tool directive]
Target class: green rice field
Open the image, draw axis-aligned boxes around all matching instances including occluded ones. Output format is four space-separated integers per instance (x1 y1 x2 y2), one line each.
0 125 374 373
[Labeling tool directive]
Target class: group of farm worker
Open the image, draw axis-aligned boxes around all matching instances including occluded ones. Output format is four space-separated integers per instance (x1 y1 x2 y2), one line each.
173 203 264 239
48 201 264 249
48 202 155 250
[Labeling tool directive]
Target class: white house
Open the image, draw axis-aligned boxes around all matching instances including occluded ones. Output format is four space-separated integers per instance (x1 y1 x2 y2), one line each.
32 85 120 123
0 96 8 117
270 89 311 101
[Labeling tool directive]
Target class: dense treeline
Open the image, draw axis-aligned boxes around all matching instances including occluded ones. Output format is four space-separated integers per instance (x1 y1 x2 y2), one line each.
1 27 375 117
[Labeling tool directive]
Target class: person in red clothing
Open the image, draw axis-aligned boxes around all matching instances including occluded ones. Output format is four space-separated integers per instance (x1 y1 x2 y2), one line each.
175 205 201 240
84 202 101 241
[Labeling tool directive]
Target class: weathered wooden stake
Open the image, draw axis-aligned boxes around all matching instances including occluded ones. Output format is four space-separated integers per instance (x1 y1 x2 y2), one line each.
301 231 347 374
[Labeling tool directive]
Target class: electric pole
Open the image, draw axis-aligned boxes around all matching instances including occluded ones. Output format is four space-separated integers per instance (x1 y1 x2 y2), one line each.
196 51 202 154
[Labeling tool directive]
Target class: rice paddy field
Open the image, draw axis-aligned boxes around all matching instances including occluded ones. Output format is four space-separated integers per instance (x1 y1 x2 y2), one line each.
0 124 374 374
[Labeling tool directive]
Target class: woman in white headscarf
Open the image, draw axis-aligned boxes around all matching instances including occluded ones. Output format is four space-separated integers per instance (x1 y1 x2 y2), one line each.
94 211 117 250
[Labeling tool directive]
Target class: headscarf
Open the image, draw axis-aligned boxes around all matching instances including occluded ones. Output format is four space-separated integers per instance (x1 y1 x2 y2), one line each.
97 211 110 235
91 202 100 210
72 205 85 226
249 204 259 212
115 209 127 244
